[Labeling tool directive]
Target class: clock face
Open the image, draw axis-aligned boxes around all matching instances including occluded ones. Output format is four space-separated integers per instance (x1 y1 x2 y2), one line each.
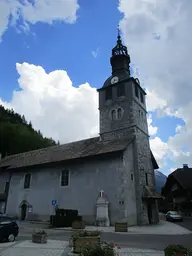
111 76 119 84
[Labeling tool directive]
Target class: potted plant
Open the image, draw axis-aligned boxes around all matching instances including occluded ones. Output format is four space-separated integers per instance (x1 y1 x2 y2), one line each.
72 230 100 253
81 241 116 256
164 245 191 256
32 230 47 244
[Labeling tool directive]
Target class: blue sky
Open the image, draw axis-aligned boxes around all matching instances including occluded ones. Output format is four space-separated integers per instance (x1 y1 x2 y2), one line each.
0 0 121 100
0 0 190 175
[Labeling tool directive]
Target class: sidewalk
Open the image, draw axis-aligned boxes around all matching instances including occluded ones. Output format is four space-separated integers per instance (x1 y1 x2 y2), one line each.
54 220 192 235
0 240 69 256
114 247 164 256
0 240 164 256
68 247 164 256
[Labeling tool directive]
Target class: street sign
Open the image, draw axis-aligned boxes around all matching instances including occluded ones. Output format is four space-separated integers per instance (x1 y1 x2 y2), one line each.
28 206 33 213
52 200 57 206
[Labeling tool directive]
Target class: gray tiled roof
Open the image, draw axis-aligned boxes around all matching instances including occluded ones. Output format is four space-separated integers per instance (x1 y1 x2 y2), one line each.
0 136 133 170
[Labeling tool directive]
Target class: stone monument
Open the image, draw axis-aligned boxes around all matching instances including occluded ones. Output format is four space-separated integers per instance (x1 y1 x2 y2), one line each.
96 189 110 227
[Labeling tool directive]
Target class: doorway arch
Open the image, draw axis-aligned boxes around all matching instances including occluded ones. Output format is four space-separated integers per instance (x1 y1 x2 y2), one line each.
19 200 29 221
21 204 27 220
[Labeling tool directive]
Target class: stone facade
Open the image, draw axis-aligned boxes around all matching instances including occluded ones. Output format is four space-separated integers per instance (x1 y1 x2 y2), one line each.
98 76 159 225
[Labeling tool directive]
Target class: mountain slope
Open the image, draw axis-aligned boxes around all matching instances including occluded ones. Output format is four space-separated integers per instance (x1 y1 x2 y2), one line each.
0 105 57 158
155 170 167 193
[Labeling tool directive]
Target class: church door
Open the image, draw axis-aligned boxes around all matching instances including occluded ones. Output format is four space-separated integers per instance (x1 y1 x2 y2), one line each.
21 204 27 220
147 203 153 224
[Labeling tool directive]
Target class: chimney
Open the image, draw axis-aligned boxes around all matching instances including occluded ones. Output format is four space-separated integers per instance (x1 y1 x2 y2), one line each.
183 164 188 169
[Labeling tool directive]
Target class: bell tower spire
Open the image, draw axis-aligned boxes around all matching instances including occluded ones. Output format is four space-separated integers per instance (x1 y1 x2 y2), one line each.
110 26 131 76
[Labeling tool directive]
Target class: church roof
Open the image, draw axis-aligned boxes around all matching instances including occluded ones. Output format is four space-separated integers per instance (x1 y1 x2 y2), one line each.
0 137 132 171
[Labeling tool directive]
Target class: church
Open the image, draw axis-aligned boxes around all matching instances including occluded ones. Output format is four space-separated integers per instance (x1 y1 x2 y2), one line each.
0 31 160 226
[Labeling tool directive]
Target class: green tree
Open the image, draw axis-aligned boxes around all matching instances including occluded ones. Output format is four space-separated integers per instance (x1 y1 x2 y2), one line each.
0 105 58 157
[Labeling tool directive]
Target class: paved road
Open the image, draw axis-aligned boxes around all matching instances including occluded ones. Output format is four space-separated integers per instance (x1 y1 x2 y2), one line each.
160 213 192 231
177 219 192 231
17 232 192 251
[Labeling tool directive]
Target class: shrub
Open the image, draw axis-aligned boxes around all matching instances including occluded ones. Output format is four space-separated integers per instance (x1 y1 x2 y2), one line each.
33 230 47 235
72 230 100 241
164 245 191 256
81 241 115 256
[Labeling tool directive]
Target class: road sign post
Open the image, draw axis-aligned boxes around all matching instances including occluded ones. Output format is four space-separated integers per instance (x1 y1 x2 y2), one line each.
51 200 57 227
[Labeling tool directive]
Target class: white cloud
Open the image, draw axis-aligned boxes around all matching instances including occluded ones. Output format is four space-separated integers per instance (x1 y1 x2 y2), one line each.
0 62 98 143
0 0 79 40
147 113 158 136
150 137 169 168
92 47 100 58
119 0 192 170
146 89 167 113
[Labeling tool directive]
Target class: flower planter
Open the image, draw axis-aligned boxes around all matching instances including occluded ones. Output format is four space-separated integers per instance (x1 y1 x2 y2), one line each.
72 220 85 230
73 236 100 253
115 222 127 232
164 245 191 256
32 233 47 244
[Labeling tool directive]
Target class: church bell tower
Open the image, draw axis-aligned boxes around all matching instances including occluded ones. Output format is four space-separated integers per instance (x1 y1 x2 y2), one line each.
97 28 148 141
97 28 159 225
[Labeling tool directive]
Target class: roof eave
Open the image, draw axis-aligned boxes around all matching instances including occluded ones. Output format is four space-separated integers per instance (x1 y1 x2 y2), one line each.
150 151 159 169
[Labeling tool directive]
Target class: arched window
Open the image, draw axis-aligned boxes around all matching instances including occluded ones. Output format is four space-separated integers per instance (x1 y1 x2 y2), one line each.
135 85 139 98
24 173 31 189
105 87 112 101
117 84 125 97
117 108 122 119
140 92 144 103
61 169 70 187
111 110 116 120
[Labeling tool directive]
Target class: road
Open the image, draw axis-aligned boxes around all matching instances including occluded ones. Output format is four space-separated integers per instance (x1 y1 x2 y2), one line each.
17 230 192 251
177 219 192 231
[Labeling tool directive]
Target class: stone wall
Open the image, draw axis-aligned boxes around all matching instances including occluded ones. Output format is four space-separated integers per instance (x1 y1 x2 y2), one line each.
135 128 158 224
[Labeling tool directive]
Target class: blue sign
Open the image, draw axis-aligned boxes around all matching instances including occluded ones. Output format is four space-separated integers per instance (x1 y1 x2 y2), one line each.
52 200 57 206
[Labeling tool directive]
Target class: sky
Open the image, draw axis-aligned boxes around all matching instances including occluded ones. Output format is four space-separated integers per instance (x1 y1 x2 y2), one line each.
0 0 191 176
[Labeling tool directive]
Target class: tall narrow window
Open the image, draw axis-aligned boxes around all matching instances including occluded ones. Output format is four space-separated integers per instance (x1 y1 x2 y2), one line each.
24 174 31 189
131 173 134 181
145 173 148 185
111 110 116 120
135 85 139 98
117 108 122 119
4 181 9 194
105 87 112 101
61 169 69 187
117 84 125 97
140 92 144 103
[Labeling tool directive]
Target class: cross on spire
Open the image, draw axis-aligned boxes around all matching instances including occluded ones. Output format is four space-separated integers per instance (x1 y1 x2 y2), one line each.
117 25 121 38
111 25 129 57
